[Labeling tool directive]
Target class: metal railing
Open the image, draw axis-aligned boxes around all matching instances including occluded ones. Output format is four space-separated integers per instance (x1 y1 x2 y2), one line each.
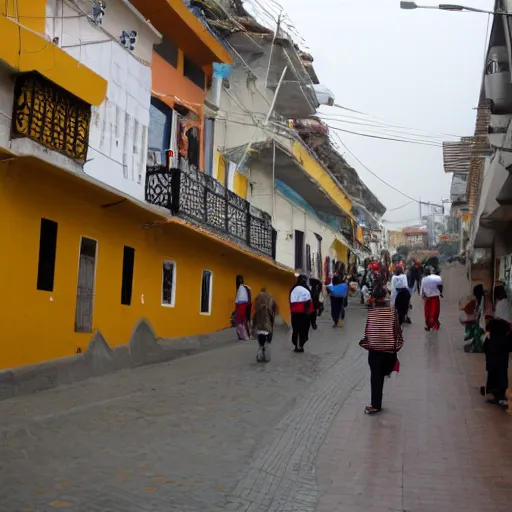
145 167 274 257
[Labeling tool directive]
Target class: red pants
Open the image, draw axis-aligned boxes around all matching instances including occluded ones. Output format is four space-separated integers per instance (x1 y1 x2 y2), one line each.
424 296 440 330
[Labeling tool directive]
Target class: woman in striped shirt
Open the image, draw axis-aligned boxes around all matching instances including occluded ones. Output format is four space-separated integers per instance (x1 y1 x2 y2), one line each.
360 282 404 414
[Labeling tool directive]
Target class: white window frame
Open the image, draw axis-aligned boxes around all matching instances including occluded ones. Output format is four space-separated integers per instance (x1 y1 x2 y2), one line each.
161 259 177 308
200 269 213 315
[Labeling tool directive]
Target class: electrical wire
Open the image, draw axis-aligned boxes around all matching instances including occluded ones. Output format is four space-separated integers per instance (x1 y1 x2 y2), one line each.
332 132 421 203
318 116 452 143
320 108 464 140
327 125 443 148
387 200 415 212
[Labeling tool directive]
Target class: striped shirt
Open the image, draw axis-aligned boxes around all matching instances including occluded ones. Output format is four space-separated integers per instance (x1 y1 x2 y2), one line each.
360 307 404 352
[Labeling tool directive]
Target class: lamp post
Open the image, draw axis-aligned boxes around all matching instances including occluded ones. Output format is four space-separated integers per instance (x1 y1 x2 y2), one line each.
400 1 507 15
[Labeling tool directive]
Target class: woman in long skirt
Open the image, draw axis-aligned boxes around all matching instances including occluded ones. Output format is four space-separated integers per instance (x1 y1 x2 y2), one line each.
235 276 252 340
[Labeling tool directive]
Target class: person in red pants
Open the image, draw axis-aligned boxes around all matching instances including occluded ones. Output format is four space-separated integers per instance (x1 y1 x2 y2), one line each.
420 267 443 331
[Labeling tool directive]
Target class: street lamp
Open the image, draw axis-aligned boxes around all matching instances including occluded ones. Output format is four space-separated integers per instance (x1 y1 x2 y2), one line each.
400 1 505 15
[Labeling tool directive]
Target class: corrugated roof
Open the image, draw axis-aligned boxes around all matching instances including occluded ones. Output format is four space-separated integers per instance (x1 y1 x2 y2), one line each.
442 140 472 173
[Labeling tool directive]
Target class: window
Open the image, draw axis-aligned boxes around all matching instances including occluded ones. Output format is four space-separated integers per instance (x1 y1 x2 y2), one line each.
315 233 322 280
162 260 176 307
148 98 174 165
121 246 135 306
294 230 304 270
155 37 178 68
37 218 58 291
200 270 213 314
272 228 277 260
306 244 312 272
204 117 215 175
184 56 205 89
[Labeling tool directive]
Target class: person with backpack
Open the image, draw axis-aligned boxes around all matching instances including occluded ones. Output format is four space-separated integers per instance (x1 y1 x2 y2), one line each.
326 275 349 328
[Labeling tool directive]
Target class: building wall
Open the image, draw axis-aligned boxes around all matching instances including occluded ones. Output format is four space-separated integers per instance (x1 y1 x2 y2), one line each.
44 0 158 201
0 163 294 370
212 66 272 192
45 0 156 64
67 41 152 200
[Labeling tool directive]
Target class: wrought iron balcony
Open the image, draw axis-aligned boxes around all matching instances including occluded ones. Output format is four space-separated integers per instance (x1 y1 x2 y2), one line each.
145 166 274 257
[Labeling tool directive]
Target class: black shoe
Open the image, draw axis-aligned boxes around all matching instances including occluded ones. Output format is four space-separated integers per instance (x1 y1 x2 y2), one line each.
294 347 299 353
298 347 305 353
312 325 318 330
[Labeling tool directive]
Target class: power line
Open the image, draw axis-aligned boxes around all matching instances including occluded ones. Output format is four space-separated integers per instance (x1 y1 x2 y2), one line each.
319 116 451 143
325 104 464 139
332 132 421 203
387 200 415 212
327 125 443 148
317 113 461 140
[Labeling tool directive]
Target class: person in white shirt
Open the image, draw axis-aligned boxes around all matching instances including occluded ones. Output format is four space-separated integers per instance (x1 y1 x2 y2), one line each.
391 264 411 326
420 267 443 331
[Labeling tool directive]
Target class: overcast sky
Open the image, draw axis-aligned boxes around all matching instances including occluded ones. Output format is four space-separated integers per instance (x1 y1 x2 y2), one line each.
275 0 493 227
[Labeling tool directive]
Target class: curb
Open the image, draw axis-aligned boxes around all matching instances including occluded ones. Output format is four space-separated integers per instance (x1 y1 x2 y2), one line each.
0 317 290 402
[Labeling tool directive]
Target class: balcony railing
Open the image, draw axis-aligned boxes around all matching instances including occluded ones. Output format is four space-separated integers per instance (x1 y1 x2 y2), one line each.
145 167 274 257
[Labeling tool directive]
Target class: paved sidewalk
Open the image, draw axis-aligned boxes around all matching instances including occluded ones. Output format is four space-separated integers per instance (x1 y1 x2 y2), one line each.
1 265 511 512
316 265 512 512
0 300 367 512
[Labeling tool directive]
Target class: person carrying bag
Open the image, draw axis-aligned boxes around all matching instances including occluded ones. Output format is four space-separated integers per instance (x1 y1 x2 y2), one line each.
359 283 404 415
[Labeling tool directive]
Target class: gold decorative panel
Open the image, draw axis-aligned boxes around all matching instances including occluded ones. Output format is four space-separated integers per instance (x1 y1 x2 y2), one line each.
12 72 91 163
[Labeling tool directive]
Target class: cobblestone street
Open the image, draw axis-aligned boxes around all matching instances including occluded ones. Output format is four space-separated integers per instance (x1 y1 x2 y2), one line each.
1 266 512 511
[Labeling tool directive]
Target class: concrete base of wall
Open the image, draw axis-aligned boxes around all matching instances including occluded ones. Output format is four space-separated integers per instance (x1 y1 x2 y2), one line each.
0 316 289 402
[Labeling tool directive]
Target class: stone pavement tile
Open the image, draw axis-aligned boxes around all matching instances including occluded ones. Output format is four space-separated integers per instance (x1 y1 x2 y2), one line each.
315 265 512 512
0 302 372 512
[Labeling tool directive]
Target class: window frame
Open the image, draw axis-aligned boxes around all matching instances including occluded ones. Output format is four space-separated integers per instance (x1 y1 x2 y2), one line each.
161 259 177 308
200 269 213 315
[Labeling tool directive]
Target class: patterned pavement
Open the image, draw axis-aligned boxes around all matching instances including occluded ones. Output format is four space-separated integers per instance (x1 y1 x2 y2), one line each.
1 264 511 512
316 265 512 512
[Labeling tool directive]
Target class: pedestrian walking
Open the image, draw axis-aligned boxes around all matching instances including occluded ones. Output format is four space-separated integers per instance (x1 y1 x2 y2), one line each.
290 275 313 353
391 264 411 326
359 283 404 415
326 275 349 328
309 278 324 330
420 266 443 332
480 285 512 405
252 288 277 363
235 276 252 340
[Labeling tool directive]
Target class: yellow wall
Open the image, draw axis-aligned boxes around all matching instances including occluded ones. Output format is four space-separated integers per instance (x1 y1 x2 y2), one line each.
332 239 348 265
292 141 353 219
2 0 46 33
0 15 106 106
216 153 226 185
233 172 248 199
0 162 294 370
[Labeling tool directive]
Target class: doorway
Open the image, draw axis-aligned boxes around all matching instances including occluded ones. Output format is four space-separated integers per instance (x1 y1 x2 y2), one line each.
74 237 98 333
